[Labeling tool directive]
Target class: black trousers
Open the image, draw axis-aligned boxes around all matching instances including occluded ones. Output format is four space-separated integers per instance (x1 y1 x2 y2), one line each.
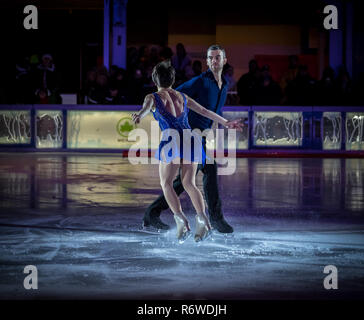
144 160 223 221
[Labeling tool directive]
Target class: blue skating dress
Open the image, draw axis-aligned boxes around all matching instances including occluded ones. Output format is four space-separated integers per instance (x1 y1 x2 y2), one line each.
152 92 206 164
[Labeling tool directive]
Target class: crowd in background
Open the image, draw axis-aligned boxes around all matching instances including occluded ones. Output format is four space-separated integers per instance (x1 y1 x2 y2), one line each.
15 44 364 106
236 55 364 106
82 44 205 105
16 53 62 104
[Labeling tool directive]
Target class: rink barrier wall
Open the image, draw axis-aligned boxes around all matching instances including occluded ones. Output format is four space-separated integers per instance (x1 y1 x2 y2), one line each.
0 104 363 157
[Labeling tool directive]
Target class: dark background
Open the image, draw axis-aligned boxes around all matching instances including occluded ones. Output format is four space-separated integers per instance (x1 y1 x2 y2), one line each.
13 1 329 90
10 0 364 100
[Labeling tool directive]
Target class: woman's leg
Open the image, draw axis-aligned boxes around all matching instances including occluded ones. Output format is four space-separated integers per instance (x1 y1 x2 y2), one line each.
181 162 211 230
159 160 182 214
159 159 190 231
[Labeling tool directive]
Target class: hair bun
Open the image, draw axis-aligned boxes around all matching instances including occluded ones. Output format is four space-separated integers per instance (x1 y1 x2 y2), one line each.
152 59 175 88
158 59 172 69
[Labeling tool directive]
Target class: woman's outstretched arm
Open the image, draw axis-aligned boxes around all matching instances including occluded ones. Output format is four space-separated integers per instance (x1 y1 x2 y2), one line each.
132 94 154 124
186 95 243 131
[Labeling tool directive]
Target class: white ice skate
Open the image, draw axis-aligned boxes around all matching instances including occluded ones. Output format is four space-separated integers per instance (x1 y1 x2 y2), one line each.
174 214 191 243
194 215 212 242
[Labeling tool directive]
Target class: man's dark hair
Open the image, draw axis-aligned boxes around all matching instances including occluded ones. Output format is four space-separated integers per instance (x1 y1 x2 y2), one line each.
152 60 175 88
207 44 226 58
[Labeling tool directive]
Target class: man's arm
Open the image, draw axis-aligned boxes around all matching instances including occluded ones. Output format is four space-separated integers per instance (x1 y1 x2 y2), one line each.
132 94 154 124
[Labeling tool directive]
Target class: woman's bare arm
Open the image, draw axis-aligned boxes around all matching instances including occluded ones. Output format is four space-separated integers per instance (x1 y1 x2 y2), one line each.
132 94 154 124
186 96 228 127
186 95 244 131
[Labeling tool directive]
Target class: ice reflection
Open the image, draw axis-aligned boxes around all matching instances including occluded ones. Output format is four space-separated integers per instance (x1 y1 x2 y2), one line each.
345 159 364 212
252 159 302 208
35 158 64 208
65 156 159 208
322 159 342 210
0 155 363 217
0 172 30 208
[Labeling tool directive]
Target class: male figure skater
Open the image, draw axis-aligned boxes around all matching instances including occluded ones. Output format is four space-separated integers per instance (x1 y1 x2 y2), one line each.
143 44 236 233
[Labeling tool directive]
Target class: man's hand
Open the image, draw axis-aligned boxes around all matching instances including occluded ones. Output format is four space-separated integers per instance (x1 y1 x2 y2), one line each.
132 113 141 124
226 118 244 132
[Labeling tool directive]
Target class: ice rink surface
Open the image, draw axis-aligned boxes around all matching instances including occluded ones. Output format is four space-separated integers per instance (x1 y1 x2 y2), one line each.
0 154 363 299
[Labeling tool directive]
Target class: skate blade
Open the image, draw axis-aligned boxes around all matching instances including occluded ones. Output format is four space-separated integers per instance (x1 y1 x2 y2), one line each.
211 230 234 239
178 230 192 244
204 229 213 241
139 225 168 234
195 229 213 242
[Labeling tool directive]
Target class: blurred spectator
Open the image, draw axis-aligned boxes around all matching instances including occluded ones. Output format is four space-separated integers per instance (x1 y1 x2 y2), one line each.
142 65 157 96
315 66 336 105
109 65 120 80
223 63 237 91
83 68 97 103
353 72 364 105
160 46 173 60
16 56 32 103
171 43 192 87
256 65 282 105
192 60 202 77
335 66 354 105
96 65 109 77
87 73 109 104
15 45 364 107
30 53 61 104
285 65 316 105
237 59 260 105
29 53 40 67
148 46 162 68
105 86 128 105
127 47 139 71
126 68 145 104
138 45 149 70
223 63 239 105
280 54 299 93
35 89 50 104
111 68 128 98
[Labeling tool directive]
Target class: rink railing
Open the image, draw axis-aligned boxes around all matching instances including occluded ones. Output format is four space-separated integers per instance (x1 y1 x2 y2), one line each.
0 104 363 156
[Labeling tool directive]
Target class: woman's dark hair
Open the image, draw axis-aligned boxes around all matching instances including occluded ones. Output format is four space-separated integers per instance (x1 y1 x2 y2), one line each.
152 60 175 88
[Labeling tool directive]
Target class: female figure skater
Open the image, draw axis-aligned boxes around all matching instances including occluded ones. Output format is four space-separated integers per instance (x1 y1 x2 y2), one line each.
132 60 242 243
